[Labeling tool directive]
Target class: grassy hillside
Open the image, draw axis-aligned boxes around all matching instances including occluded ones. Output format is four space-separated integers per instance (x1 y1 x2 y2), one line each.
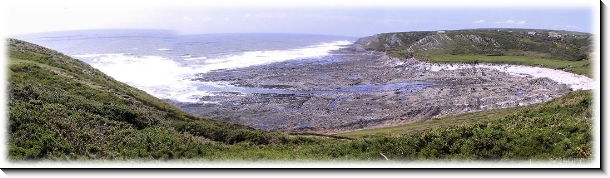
356 28 593 76
357 28 592 60
7 39 592 162
7 38 294 160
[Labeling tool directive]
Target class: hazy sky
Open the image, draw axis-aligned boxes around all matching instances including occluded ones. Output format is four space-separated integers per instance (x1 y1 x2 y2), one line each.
3 0 598 37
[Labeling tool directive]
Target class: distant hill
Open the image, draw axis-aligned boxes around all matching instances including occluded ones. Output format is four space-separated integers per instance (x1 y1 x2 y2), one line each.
354 28 592 61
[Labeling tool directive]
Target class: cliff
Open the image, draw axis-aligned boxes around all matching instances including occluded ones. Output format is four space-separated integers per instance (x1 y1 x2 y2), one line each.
354 28 592 61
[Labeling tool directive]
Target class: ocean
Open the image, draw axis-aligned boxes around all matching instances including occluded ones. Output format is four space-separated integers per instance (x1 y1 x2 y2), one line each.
12 29 357 103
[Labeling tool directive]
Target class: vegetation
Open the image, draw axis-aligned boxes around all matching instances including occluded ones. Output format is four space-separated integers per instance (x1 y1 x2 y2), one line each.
7 38 593 162
359 28 592 61
358 29 593 78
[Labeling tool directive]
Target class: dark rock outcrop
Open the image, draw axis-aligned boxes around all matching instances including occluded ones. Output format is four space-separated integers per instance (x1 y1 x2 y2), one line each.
185 48 571 133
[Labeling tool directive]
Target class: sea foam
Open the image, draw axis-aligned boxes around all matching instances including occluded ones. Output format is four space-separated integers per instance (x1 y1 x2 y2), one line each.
72 53 211 103
198 40 351 72
72 40 351 103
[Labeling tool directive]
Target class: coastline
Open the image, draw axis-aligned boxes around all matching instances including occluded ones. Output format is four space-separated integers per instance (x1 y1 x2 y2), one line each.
329 54 595 135
175 46 591 133
397 56 594 91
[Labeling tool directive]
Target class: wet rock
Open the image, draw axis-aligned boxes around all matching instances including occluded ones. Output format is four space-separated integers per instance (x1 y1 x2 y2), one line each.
182 50 573 133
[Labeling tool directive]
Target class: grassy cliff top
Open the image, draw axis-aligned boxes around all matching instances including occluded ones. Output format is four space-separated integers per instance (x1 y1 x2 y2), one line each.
354 28 593 76
356 28 592 62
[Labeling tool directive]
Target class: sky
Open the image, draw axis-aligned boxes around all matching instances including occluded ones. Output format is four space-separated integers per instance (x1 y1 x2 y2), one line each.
1 0 599 37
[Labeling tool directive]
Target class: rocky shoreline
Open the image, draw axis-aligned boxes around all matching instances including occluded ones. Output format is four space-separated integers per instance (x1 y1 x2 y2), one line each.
176 45 582 133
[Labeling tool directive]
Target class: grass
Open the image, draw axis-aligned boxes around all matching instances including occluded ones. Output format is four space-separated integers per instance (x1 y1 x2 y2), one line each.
426 55 592 77
363 29 592 61
336 106 526 139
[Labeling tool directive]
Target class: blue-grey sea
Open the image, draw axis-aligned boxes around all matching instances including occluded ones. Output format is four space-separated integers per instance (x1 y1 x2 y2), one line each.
13 29 357 103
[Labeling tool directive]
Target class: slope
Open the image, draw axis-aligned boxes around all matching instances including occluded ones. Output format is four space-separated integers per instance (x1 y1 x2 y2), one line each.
7 38 292 160
355 28 593 76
